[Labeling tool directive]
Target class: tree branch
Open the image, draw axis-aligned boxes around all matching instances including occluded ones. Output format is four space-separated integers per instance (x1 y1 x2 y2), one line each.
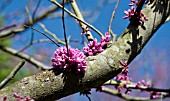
102 87 151 101
0 60 25 89
50 0 104 39
104 80 170 93
0 0 169 101
0 45 51 70
0 1 68 38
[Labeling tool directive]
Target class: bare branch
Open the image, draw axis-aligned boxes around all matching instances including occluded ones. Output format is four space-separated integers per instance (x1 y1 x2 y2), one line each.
24 25 60 47
38 23 66 45
0 24 16 32
0 60 25 89
108 0 120 37
0 45 51 70
50 0 104 39
69 0 94 41
0 1 69 38
18 39 51 52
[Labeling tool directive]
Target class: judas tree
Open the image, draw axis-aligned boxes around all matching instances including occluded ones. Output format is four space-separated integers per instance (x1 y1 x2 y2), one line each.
0 0 170 101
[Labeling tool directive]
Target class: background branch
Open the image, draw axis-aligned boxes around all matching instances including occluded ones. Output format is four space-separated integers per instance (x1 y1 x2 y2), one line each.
50 0 104 40
0 45 51 70
0 1 69 38
0 60 25 89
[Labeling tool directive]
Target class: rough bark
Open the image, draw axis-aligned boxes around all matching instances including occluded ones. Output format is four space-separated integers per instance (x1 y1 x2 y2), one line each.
0 0 169 101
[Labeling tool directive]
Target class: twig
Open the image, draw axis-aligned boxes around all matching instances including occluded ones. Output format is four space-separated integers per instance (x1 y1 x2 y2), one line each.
104 80 170 93
62 0 69 56
102 87 151 101
0 1 69 38
0 45 52 70
25 6 33 24
18 39 51 52
32 0 42 21
0 24 16 32
69 0 95 41
25 6 35 53
38 23 66 45
24 25 60 47
0 60 25 89
108 0 120 40
50 0 104 39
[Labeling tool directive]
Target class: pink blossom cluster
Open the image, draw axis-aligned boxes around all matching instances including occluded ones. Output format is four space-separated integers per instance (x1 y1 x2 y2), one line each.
13 93 34 101
1 93 34 101
115 62 132 93
123 0 148 24
115 61 151 94
52 46 87 75
83 33 111 56
135 80 150 88
150 92 162 99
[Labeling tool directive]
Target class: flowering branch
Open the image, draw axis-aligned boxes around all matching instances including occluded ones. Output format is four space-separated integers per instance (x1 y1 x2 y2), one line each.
102 87 151 101
102 87 169 101
104 80 170 93
0 0 169 100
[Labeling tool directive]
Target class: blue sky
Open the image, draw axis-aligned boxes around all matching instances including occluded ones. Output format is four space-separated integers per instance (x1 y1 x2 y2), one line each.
2 0 170 101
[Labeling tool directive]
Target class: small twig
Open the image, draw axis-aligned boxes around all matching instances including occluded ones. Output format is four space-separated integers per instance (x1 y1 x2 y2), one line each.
50 0 104 39
0 45 51 70
108 0 120 32
69 0 95 41
67 35 71 45
62 0 69 56
104 80 170 93
18 39 51 52
108 0 120 40
0 24 16 32
24 25 60 47
0 1 69 38
25 6 33 24
25 6 35 53
0 60 25 89
102 87 151 101
38 23 66 45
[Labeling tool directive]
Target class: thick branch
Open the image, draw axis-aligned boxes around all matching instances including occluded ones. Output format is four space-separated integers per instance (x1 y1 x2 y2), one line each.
0 0 169 101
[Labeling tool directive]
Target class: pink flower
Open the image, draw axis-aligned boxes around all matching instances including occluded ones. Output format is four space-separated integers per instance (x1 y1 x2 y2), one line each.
123 0 148 25
123 6 135 19
83 33 111 56
52 46 87 74
129 0 136 6
13 93 34 101
83 39 104 56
